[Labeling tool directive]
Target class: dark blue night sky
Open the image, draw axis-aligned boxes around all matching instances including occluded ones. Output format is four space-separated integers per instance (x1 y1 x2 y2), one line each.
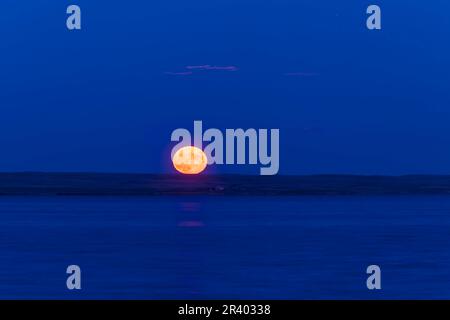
1 1 449 175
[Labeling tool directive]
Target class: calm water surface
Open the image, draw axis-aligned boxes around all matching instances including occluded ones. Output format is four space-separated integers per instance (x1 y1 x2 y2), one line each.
0 196 449 299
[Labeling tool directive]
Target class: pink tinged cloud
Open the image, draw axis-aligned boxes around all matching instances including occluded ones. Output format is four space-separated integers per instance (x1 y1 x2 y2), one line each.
186 65 239 72
185 65 211 70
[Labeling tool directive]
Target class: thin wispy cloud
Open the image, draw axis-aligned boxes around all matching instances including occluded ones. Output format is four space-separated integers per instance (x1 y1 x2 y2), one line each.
165 64 239 76
186 65 239 72
165 66 319 77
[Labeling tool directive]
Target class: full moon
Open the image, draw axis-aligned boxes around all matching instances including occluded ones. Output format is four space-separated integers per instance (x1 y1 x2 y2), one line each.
172 146 208 174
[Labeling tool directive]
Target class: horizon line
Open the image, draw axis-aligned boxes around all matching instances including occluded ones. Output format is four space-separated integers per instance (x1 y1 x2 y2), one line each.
1 171 450 178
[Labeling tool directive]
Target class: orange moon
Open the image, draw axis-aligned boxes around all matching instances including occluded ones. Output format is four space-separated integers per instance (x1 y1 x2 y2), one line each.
172 146 208 174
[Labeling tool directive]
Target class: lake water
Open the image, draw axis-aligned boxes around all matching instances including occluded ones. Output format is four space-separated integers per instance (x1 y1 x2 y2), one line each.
0 196 449 299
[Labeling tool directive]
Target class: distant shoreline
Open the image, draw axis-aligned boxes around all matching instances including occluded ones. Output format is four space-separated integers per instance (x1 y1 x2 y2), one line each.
1 172 450 196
